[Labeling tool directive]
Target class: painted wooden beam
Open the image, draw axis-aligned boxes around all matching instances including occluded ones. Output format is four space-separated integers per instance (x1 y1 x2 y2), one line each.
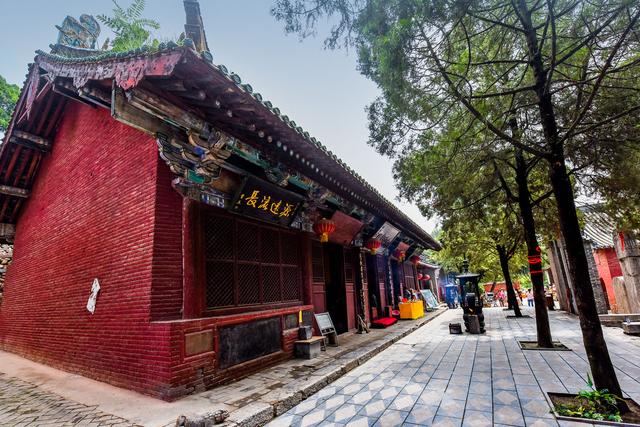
111 86 173 137
0 223 15 241
126 87 210 137
0 185 30 198
53 80 98 109
10 131 51 152
78 85 111 109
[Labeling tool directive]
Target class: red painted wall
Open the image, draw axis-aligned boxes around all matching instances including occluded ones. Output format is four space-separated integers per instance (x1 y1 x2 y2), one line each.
482 282 522 293
593 248 622 311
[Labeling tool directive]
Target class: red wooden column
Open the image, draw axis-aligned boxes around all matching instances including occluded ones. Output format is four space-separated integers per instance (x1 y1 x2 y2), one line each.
357 249 370 325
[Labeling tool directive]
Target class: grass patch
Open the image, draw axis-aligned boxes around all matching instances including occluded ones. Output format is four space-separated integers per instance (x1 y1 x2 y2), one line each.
518 341 570 351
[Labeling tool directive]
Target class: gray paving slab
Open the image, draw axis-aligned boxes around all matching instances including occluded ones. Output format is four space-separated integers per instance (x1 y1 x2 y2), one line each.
268 307 640 427
0 373 138 427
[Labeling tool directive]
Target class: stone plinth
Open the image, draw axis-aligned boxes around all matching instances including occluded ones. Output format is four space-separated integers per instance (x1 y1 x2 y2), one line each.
614 232 640 313
612 276 633 314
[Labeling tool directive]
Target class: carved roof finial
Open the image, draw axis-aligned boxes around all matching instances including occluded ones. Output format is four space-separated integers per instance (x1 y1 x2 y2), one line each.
54 14 100 50
183 0 209 53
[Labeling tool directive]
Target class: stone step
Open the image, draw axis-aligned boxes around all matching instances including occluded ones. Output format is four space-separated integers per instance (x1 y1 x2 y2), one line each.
622 321 640 335
599 313 640 327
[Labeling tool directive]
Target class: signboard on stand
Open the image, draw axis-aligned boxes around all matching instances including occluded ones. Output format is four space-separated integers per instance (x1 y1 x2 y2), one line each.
420 289 439 309
314 312 339 346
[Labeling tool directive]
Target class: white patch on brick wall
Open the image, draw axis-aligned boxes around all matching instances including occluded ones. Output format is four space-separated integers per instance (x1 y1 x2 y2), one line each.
86 278 100 314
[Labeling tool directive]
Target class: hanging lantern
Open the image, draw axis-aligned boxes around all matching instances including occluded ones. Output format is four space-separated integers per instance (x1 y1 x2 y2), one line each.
425 274 431 281
410 255 421 265
313 218 336 243
365 238 382 254
417 273 424 280
394 249 406 262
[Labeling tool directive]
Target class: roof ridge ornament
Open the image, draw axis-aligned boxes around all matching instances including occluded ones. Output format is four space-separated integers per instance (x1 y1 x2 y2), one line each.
51 14 101 57
183 0 210 53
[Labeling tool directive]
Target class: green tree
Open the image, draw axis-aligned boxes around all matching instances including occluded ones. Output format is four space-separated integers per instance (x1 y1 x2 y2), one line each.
0 75 19 134
271 0 640 401
98 0 160 52
392 101 555 340
592 144 640 232
432 203 527 318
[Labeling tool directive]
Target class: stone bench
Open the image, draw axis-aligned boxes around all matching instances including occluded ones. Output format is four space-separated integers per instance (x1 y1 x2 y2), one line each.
622 321 640 336
294 336 325 360
599 314 640 327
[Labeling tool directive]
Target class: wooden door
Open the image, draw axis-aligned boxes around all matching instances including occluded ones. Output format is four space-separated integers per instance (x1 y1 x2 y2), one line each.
376 255 388 309
344 249 357 331
311 241 326 313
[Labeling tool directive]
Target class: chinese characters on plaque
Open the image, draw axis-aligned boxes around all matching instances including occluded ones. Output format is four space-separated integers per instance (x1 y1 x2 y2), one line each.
232 176 303 226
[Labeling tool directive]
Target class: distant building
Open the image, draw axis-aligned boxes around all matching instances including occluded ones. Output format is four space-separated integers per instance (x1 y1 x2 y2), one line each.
580 206 623 312
547 206 625 314
482 281 522 295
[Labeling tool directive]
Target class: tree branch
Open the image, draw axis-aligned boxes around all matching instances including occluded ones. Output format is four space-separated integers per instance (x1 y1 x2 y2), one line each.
561 7 640 143
421 29 548 158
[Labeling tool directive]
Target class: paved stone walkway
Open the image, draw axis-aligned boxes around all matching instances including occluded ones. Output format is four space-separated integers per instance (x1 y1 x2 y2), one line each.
267 307 640 427
0 372 139 427
0 310 446 427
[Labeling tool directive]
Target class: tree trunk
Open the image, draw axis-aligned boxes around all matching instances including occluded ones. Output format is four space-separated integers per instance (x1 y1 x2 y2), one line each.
515 0 624 401
515 150 553 348
549 155 624 398
497 244 522 317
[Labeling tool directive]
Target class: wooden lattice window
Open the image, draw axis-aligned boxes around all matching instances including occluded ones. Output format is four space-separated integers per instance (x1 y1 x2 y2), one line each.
403 263 416 289
203 210 303 312
344 251 355 283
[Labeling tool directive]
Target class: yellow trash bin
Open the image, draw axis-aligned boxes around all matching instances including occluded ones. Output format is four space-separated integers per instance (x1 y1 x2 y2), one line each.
399 301 424 319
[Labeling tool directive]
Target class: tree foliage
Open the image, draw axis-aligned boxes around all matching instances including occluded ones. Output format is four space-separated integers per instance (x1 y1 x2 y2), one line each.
272 0 639 397
273 0 639 190
0 75 19 135
98 0 160 52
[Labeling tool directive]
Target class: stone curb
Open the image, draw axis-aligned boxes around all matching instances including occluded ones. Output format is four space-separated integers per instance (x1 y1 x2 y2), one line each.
221 308 449 427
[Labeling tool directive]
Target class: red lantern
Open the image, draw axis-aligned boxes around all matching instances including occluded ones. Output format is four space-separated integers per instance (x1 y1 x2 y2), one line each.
410 255 421 265
365 239 382 254
417 273 424 280
425 274 431 281
394 249 406 262
313 218 336 243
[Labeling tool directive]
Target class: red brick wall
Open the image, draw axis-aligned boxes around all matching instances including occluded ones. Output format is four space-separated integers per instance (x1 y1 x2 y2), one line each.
150 149 184 321
0 102 175 396
162 305 313 399
0 102 317 400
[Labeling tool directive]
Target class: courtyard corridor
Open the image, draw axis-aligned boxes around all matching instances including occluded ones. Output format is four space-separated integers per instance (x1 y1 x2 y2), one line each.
267 307 640 427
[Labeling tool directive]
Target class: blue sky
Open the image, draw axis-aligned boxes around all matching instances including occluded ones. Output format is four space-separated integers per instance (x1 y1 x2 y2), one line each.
1 0 438 233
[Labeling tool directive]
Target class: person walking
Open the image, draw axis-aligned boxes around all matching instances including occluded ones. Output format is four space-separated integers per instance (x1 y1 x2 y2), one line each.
526 290 534 307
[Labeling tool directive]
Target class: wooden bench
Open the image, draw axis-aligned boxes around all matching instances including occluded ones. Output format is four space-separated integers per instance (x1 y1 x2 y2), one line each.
294 336 325 359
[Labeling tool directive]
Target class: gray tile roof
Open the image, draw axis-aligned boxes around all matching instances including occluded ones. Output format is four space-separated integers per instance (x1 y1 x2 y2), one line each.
580 205 615 249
